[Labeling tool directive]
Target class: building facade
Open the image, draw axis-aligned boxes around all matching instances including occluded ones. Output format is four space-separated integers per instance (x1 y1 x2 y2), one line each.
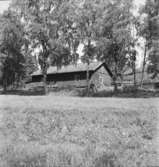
29 62 113 91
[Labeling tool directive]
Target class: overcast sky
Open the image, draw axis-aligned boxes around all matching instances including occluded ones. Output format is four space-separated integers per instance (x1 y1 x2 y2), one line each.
0 0 10 13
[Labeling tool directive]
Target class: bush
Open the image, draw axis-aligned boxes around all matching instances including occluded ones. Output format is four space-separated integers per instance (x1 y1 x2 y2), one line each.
122 85 138 93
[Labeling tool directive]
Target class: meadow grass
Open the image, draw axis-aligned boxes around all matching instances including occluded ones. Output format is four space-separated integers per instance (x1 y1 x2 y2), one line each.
0 95 158 167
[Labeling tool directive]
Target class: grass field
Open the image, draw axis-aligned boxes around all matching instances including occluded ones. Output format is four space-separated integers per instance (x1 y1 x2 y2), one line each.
0 95 159 167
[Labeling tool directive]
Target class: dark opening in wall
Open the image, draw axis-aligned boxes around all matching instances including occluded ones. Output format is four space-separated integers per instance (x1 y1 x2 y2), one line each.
154 82 159 89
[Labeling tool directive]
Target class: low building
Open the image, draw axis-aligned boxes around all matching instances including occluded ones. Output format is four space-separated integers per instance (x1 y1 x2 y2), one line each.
122 70 159 89
30 62 113 91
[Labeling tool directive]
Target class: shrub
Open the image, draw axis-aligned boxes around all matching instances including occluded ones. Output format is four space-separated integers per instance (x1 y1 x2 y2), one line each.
122 85 138 93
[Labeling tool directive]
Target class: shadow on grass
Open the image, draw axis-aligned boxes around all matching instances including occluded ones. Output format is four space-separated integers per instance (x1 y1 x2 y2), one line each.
92 89 159 98
0 89 45 96
1 88 159 98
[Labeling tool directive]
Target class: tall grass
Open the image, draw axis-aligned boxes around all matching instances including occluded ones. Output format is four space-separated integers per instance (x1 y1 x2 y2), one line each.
0 96 158 167
2 143 120 167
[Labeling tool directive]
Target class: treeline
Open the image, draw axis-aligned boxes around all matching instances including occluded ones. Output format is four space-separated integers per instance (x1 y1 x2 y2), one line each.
0 0 158 94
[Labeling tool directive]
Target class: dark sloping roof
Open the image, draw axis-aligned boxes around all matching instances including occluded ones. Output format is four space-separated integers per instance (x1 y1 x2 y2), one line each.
32 62 105 76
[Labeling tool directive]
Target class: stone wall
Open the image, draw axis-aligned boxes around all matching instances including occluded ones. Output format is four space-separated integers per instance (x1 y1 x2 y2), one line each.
90 66 112 91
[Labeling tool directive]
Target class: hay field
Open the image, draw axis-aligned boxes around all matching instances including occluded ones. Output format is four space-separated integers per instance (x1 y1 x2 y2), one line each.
0 95 159 167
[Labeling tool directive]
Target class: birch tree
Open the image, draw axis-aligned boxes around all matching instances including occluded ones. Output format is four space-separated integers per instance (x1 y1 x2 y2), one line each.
0 11 26 91
96 0 135 92
11 0 71 94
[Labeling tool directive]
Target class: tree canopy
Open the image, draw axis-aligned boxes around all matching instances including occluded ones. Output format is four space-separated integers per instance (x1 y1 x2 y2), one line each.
140 0 159 76
0 10 26 91
1 0 157 93
95 0 135 90
11 0 73 93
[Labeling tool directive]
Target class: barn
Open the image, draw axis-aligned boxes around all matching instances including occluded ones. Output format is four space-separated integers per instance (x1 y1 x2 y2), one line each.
30 62 113 91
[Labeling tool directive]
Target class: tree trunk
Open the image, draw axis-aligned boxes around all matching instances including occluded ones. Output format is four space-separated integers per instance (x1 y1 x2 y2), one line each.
43 72 48 95
3 79 7 93
133 67 136 88
113 80 118 93
132 60 137 90
86 62 90 96
3 86 7 93
86 39 91 96
42 66 48 95
140 44 147 87
113 65 118 93
41 47 49 95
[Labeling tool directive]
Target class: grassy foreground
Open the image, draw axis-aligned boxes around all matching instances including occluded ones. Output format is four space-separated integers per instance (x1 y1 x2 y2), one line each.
0 95 159 167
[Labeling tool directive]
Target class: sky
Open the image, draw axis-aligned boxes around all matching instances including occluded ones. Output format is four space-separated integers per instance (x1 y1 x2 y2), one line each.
0 0 10 14
134 0 146 16
134 0 146 6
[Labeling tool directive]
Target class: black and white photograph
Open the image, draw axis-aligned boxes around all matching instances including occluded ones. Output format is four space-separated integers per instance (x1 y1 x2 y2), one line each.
0 0 159 166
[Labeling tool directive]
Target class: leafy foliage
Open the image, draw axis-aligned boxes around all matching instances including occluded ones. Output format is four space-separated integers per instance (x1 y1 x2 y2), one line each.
11 0 73 93
95 0 135 90
0 11 26 90
3 0 157 93
140 0 159 75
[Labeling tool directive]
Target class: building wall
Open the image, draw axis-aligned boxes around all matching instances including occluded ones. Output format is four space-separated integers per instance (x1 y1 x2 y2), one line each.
31 66 113 90
48 80 87 88
31 71 94 88
32 71 92 83
90 66 112 91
